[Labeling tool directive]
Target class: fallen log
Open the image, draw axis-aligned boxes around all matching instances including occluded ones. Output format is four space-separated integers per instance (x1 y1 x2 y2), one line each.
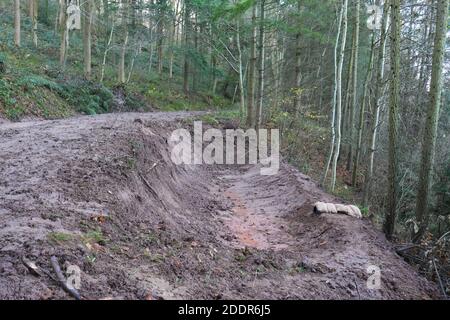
50 256 82 300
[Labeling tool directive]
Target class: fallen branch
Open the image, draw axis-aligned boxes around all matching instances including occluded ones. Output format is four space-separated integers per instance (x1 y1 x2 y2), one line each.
138 171 169 212
437 231 450 244
23 256 59 282
432 259 448 300
395 244 422 253
138 172 159 198
22 257 44 277
50 256 81 300
313 227 332 239
354 275 361 300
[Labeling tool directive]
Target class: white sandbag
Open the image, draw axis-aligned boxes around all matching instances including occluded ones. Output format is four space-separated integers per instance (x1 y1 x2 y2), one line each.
326 203 338 214
347 205 362 219
313 202 362 219
314 202 328 214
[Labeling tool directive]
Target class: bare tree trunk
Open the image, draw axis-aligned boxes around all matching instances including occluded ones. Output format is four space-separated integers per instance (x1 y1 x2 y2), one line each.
157 0 165 77
413 0 449 243
211 53 218 94
269 2 283 116
59 0 68 67
192 12 198 92
14 0 21 47
101 23 115 83
118 0 129 84
147 0 154 73
330 0 348 192
236 20 246 119
293 0 302 116
346 0 360 172
127 41 142 83
209 25 217 94
149 30 155 73
352 32 375 186
246 4 257 127
363 2 389 207
83 0 94 80
323 0 345 187
118 31 129 84
342 41 354 144
384 0 401 240
256 0 266 128
30 0 38 47
183 0 190 94
169 0 179 80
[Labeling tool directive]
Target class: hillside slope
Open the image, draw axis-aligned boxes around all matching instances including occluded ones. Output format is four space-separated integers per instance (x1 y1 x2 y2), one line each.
0 112 439 299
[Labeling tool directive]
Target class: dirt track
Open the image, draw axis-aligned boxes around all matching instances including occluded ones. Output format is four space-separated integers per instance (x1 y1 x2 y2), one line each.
0 112 440 299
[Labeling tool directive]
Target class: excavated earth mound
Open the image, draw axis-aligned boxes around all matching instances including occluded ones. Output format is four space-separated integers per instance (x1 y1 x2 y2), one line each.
0 112 439 299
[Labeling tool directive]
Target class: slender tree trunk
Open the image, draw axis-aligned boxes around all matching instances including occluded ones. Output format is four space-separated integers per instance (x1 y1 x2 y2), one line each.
236 20 245 119
169 0 179 80
127 41 142 83
157 0 165 77
192 12 198 92
83 0 94 80
59 0 68 67
118 31 129 84
101 23 115 83
14 0 21 47
118 0 129 84
31 0 38 47
363 2 389 207
293 0 302 116
342 43 354 143
270 4 283 115
246 4 257 127
209 25 218 94
323 0 345 186
347 0 360 172
148 0 154 73
352 32 375 186
256 0 266 128
211 54 218 94
149 29 155 73
384 0 401 240
183 0 190 94
413 0 449 243
330 0 348 192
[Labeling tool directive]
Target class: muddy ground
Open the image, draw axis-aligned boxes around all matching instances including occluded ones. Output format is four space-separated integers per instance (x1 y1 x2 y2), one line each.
0 112 440 300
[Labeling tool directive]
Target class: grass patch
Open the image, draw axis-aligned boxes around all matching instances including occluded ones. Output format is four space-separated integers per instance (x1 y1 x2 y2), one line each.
82 229 107 245
47 232 73 244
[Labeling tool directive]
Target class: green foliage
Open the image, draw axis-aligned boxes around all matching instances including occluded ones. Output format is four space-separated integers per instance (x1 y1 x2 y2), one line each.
0 79 15 107
201 114 220 126
0 52 6 72
213 0 255 20
4 105 25 120
59 80 113 115
18 75 62 92
197 109 240 126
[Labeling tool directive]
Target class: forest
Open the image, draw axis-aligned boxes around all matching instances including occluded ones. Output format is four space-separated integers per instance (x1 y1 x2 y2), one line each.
0 0 449 300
